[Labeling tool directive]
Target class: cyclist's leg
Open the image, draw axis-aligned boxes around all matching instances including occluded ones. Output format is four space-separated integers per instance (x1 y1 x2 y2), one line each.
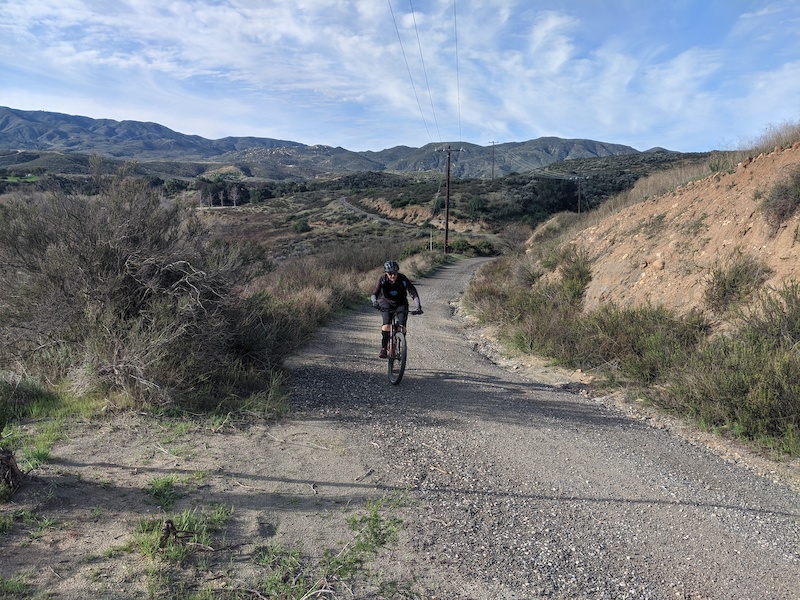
396 303 409 329
379 301 393 357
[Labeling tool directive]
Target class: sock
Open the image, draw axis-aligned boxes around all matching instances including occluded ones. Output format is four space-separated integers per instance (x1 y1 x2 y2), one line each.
381 331 389 348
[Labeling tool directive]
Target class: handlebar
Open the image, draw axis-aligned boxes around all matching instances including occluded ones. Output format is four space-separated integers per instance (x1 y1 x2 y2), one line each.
374 305 423 315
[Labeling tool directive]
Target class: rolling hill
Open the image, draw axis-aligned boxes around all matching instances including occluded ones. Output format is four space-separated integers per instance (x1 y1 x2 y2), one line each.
1 106 642 179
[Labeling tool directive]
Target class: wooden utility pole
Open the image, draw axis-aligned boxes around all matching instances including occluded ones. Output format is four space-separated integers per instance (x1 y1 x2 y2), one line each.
445 146 452 254
489 141 498 180
437 145 464 254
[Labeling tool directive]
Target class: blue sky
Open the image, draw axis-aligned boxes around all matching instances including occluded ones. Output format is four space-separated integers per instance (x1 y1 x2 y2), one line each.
1 0 799 152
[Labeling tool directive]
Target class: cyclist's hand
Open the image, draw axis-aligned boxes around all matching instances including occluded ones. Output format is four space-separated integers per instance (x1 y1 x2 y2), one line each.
372 301 380 309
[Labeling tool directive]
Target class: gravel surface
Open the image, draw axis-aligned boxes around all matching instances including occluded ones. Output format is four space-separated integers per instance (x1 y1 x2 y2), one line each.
8 257 796 598
286 257 800 599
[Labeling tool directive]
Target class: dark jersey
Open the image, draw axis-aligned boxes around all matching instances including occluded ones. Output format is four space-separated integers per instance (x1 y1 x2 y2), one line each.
372 273 419 305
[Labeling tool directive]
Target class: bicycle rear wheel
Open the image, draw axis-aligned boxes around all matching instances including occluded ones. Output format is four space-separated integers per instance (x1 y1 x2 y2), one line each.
387 331 407 385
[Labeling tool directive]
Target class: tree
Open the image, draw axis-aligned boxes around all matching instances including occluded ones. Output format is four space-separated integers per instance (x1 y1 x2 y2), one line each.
164 178 189 196
465 195 486 217
536 177 578 213
229 183 250 207
89 153 105 192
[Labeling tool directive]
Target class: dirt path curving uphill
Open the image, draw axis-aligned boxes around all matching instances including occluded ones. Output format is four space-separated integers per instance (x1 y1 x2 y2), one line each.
4 257 799 598
285 257 800 599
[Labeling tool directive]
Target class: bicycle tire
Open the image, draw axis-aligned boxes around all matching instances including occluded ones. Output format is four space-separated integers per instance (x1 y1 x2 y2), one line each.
388 331 407 385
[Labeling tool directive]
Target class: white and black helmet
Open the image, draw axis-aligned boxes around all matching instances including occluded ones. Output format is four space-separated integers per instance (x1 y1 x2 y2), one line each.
384 260 400 273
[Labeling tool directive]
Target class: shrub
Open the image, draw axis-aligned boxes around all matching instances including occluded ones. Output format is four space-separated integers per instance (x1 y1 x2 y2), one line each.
704 250 772 313
559 247 592 302
576 304 709 384
0 179 272 408
761 166 800 226
508 280 585 360
739 280 800 342
446 237 474 255
660 283 800 454
466 251 709 386
666 323 797 451
292 218 311 233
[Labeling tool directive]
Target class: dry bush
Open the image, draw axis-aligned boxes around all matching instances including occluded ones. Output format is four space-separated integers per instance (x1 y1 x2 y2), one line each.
704 250 773 314
760 166 800 226
534 162 713 246
0 179 272 408
526 213 580 246
749 119 800 154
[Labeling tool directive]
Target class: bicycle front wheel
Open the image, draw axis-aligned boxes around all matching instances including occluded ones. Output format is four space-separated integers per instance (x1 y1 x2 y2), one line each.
387 331 407 385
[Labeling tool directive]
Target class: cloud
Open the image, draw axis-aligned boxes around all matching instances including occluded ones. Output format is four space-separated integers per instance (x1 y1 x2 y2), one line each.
527 10 579 72
1 0 799 151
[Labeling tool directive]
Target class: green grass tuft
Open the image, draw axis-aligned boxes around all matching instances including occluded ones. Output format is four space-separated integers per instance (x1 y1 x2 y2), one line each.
145 476 182 509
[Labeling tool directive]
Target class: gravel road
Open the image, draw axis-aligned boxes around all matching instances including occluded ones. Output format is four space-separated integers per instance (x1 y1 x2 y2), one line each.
286 257 800 599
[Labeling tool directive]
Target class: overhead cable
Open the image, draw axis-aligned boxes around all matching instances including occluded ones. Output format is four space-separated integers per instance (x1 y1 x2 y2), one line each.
387 0 433 143
453 0 462 142
409 0 442 143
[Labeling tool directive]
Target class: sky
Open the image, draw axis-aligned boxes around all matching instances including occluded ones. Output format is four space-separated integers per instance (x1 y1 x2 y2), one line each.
1 1 800 153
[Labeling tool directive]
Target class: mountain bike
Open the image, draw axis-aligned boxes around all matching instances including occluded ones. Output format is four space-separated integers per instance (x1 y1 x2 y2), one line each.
376 306 423 385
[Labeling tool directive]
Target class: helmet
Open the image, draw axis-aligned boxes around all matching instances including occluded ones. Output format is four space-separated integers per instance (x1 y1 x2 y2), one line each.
384 260 400 274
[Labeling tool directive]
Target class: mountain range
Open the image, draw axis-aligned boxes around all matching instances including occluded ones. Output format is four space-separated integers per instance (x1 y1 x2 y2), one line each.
0 106 647 180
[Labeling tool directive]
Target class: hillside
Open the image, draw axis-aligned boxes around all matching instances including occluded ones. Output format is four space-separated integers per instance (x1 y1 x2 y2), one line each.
0 106 640 179
572 143 800 315
0 106 303 160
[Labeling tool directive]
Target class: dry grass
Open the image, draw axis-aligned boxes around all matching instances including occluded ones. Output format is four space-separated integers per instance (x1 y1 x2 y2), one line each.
750 119 800 154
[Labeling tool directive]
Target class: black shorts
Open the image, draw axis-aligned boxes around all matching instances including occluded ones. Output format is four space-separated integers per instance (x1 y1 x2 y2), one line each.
379 301 408 326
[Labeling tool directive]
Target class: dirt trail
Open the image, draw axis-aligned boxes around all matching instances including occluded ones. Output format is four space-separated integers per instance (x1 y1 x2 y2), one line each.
3 258 799 599
286 257 800 598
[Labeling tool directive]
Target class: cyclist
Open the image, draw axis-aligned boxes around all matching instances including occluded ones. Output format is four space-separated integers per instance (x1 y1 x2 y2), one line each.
371 260 423 358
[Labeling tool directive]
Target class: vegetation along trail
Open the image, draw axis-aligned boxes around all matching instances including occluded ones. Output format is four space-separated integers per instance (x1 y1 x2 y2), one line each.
286 257 800 599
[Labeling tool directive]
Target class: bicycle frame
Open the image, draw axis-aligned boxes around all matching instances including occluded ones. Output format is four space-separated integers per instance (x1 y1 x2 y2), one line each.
389 311 405 342
376 306 421 385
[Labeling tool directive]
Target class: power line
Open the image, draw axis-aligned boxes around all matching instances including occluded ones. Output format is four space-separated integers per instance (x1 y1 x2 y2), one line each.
453 0 462 142
409 0 442 143
492 145 589 194
387 0 433 143
388 0 463 146
494 144 542 173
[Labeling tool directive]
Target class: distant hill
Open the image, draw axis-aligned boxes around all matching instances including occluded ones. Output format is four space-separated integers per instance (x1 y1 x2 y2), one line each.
0 106 642 179
0 106 304 160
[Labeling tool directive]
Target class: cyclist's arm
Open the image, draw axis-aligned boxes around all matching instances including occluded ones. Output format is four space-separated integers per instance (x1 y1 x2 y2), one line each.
404 277 422 312
370 276 385 307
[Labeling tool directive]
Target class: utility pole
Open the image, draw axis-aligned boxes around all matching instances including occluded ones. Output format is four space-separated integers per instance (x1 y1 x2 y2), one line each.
444 146 452 254
489 141 498 180
437 145 463 254
577 176 582 213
